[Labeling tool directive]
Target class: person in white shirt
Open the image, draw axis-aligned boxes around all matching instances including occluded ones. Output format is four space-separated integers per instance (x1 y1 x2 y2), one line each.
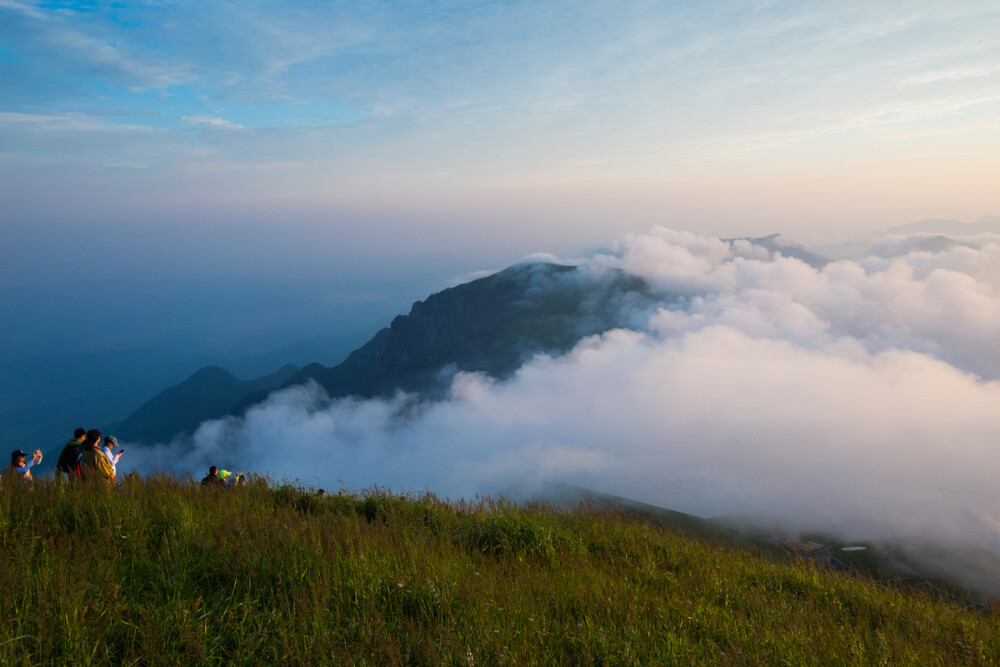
101 435 124 481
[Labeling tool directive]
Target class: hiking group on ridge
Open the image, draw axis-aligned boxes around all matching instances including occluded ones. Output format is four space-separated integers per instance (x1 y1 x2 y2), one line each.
4 426 124 487
201 465 245 488
4 426 242 489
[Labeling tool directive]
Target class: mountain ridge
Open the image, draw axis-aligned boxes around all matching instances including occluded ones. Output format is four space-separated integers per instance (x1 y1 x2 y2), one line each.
113 233 842 445
109 363 300 444
228 261 656 423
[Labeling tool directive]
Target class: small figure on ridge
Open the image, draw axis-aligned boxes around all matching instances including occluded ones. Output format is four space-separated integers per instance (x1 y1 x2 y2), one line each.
201 466 220 486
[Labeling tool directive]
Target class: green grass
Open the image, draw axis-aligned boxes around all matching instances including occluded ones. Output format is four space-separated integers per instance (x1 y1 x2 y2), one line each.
2 476 999 665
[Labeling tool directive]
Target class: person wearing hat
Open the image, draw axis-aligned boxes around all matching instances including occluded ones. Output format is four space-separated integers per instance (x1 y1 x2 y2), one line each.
7 448 43 483
101 435 125 481
79 429 114 487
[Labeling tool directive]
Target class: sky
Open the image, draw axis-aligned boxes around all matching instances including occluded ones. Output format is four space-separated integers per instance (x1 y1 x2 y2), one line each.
5 2 1000 570
3 1 1000 290
3 0 999 363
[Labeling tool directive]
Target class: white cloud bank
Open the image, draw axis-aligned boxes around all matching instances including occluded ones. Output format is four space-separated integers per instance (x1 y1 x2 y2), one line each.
127 227 1000 550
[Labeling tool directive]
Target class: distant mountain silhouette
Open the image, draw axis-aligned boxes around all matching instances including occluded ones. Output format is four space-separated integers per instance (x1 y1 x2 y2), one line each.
730 233 829 268
216 330 382 381
233 262 654 412
870 234 968 258
115 241 841 445
119 262 654 444
110 364 299 444
885 215 1000 236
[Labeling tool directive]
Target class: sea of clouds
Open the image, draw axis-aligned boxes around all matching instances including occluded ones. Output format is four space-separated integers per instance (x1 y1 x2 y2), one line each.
128 226 1000 551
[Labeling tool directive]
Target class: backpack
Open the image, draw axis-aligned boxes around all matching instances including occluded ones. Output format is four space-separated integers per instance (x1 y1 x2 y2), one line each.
56 443 81 476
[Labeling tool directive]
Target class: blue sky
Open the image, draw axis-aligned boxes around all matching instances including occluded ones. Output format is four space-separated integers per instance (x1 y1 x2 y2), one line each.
2 0 1000 357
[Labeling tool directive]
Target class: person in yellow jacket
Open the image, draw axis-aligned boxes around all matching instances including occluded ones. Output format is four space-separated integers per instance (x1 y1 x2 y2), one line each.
79 429 114 487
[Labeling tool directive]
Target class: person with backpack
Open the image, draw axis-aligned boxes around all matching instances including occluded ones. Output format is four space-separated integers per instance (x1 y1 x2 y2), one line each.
78 430 114 488
55 427 86 480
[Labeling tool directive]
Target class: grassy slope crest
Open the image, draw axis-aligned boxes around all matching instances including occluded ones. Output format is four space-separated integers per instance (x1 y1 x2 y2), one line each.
2 477 998 665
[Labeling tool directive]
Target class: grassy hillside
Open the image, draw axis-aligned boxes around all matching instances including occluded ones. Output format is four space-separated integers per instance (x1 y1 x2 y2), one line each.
501 482 781 551
2 477 998 665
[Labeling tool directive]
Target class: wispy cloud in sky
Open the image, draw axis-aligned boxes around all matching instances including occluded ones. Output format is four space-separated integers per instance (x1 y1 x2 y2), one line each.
3 1 998 181
181 115 245 130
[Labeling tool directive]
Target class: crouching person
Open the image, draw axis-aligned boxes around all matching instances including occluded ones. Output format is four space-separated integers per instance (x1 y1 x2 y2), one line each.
79 429 114 488
201 466 220 486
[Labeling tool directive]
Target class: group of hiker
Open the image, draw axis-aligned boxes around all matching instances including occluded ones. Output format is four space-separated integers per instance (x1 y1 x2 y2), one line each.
200 465 245 488
2 427 125 488
4 427 242 489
